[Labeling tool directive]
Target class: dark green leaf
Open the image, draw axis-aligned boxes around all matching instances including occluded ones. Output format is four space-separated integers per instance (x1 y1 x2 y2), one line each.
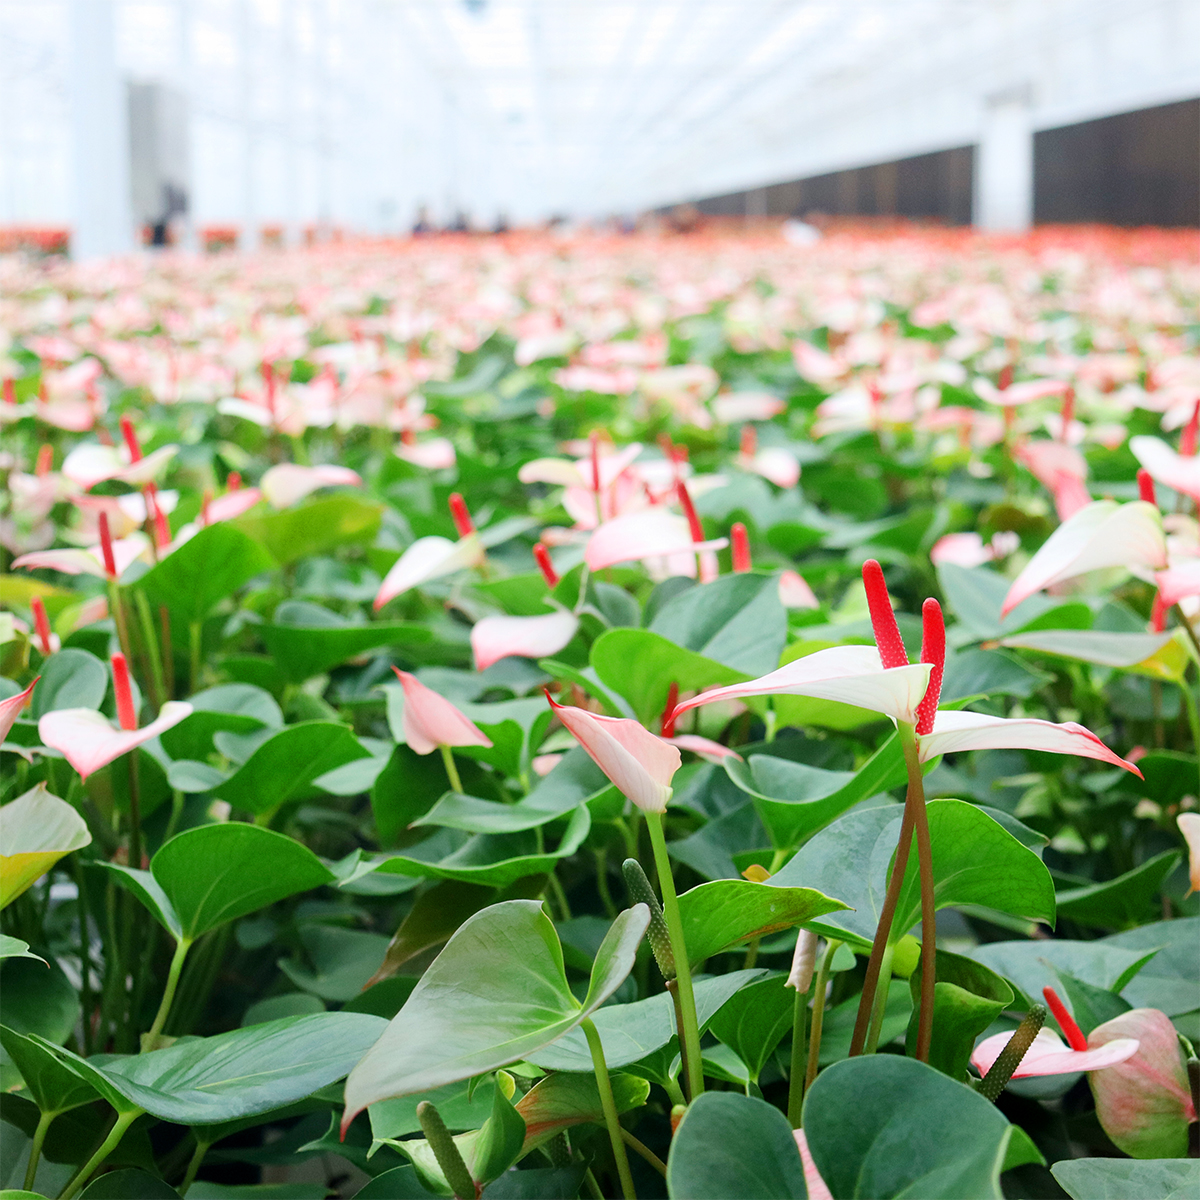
804 1056 1013 1199
0 1026 98 1115
904 949 1013 1080
667 1092 805 1200
30 649 107 718
213 722 371 817
151 823 336 940
677 878 848 964
234 495 383 565
78 1169 180 1198
343 902 648 1116
708 973 794 1082
1051 1158 1200 1200
261 620 430 683
1104 918 1200 1016
1054 850 1181 929
139 524 274 622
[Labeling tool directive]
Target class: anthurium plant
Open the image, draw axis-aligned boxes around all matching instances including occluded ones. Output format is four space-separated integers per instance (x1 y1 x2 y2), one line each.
1 226 1198 1200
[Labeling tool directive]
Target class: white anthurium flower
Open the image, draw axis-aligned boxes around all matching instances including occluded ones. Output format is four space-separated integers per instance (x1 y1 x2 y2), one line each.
61 443 177 490
670 645 933 727
915 709 1142 774
259 463 362 508
1001 500 1167 617
374 533 485 609
1130 435 1200 503
38 702 193 781
584 508 727 572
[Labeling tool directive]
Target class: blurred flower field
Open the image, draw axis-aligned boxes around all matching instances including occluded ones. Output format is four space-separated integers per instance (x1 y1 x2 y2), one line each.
1 225 1198 1200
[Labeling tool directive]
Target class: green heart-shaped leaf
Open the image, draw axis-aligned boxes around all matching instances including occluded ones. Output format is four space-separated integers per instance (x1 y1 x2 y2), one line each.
138 523 274 623
1051 1158 1200 1200
667 1091 805 1200
212 722 371 817
772 799 1055 950
29 1012 386 1124
343 901 648 1121
677 878 848 964
804 1056 1014 1199
903 948 1013 1080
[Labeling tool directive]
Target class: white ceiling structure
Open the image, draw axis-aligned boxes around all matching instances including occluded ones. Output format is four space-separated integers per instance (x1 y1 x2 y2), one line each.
0 0 1197 241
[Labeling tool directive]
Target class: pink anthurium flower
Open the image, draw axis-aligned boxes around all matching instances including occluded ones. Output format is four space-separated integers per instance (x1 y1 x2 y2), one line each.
259 463 362 508
470 611 579 672
38 654 191 781
711 391 785 424
1130 435 1200 504
0 678 39 744
1001 500 1167 617
972 986 1140 1082
396 436 456 470
390 668 492 756
1154 560 1200 607
664 734 743 764
546 693 681 813
778 569 820 609
203 486 264 524
584 508 727 572
793 1129 834 1200
13 530 151 579
1178 812 1200 895
970 1028 1140 1080
1087 1008 1197 1158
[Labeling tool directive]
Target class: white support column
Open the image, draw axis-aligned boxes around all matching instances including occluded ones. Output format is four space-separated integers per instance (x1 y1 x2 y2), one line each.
238 0 259 252
974 86 1034 231
69 0 133 258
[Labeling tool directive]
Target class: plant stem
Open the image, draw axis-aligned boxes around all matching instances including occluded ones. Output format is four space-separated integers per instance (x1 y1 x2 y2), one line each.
898 723 936 1064
178 1136 210 1196
189 620 203 692
787 982 808 1128
582 1018 637 1200
620 1128 666 1177
72 856 93 1055
159 604 174 697
848 804 915 1057
644 810 704 1102
126 750 143 872
439 743 464 793
806 939 840 1091
58 1108 139 1200
24 1109 55 1191
1178 671 1200 797
143 937 191 1052
863 943 895 1053
1173 603 1200 662
595 847 617 918
583 1169 604 1200
133 590 166 710
107 580 133 664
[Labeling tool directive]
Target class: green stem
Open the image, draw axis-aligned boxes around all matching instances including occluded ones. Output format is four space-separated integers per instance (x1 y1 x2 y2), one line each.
787 983 808 1128
1173 603 1200 662
133 589 165 710
547 870 572 922
1179 671 1200 797
106 579 133 664
595 847 617 918
582 1018 637 1200
620 1128 666 1177
439 743 464 793
72 856 93 1055
24 1109 55 1191
644 810 703 1102
583 1169 604 1200
898 722 936 1064
58 1108 139 1200
143 937 191 1052
806 940 840 1092
126 750 142 872
178 1136 210 1196
743 937 760 970
863 943 895 1054
188 620 203 692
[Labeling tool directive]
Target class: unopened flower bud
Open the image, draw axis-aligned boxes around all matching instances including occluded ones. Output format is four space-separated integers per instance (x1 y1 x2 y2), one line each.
1088 1008 1196 1158
787 930 819 993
